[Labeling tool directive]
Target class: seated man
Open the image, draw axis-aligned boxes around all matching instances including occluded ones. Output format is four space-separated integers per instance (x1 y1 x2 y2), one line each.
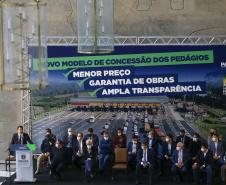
128 135 141 171
63 128 77 156
136 142 155 185
192 143 214 185
189 133 202 163
145 131 158 154
176 129 190 149
83 140 97 183
83 128 99 152
159 133 176 177
208 128 222 145
171 142 191 182
35 131 56 174
44 128 56 141
72 133 85 169
49 140 71 180
208 133 224 166
99 132 113 174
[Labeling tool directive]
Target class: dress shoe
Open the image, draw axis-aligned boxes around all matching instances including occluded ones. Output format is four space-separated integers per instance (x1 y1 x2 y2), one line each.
207 183 211 185
193 182 198 185
56 175 61 181
90 173 94 178
85 178 89 183
136 180 140 185
149 180 153 185
158 172 163 177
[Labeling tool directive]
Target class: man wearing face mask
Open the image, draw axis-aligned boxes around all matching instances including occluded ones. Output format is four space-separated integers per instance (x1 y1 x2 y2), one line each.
35 131 56 174
50 140 71 180
113 129 127 149
63 128 77 157
171 142 191 182
176 130 191 149
208 133 224 166
83 140 97 183
145 131 158 154
83 128 99 152
72 133 85 169
207 128 222 144
44 128 56 141
159 133 176 177
128 135 141 172
99 132 113 175
192 143 214 185
136 142 155 185
189 134 202 163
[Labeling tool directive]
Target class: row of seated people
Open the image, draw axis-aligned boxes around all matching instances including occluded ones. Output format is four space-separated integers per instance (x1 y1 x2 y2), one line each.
10 125 226 184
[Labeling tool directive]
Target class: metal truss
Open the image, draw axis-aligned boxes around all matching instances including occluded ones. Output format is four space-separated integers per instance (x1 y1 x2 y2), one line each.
22 90 32 139
33 35 226 46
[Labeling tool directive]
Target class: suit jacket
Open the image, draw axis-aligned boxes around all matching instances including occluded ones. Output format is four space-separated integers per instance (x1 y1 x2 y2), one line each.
208 140 224 158
72 139 86 156
207 135 223 145
188 139 202 157
145 137 158 153
63 134 77 147
136 148 154 164
127 141 141 156
176 135 190 149
162 141 177 157
195 150 214 166
83 146 97 162
172 149 191 166
11 133 33 145
83 134 99 149
113 134 127 149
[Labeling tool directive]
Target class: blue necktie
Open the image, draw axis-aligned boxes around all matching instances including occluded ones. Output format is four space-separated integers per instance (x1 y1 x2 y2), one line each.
144 150 147 163
19 135 22 144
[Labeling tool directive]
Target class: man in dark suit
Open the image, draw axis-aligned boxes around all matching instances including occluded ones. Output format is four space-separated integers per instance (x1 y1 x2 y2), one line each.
62 128 77 156
83 128 99 152
83 140 97 183
72 133 85 169
192 143 214 185
128 135 141 171
11 125 33 145
45 128 56 141
208 133 224 166
49 140 71 180
145 131 158 154
159 133 176 177
136 142 155 185
171 142 191 182
189 133 202 163
176 129 190 149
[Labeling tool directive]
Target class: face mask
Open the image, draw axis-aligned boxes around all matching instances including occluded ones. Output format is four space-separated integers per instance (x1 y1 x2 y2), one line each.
132 141 137 144
77 137 81 141
68 132 73 136
55 144 59 148
166 138 169 142
87 145 91 149
193 138 197 142
148 135 153 139
104 137 108 140
141 146 144 150
212 138 216 142
118 133 122 136
201 148 205 152
88 134 92 137
176 147 180 151
46 134 50 139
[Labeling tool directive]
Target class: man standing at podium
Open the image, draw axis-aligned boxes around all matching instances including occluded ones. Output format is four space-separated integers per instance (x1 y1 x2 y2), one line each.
11 126 33 145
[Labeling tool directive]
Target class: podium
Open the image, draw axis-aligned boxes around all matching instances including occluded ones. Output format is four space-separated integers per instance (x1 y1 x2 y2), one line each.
10 144 36 183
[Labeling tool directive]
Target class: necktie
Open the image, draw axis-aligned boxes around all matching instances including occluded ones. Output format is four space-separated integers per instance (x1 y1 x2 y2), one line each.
144 150 147 163
19 135 22 144
179 151 182 164
181 137 184 143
